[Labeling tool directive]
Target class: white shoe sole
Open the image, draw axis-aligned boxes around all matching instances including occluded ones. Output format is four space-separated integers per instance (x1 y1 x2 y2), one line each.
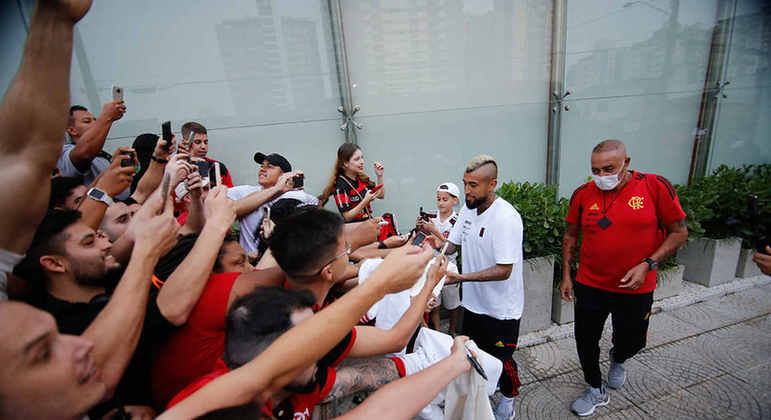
573 395 610 417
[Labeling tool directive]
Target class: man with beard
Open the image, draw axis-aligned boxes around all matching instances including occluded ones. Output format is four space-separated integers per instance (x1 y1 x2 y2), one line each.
14 200 181 418
442 155 524 420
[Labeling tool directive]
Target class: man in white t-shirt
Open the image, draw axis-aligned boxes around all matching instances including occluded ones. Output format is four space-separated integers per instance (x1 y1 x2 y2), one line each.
227 152 317 254
444 155 524 420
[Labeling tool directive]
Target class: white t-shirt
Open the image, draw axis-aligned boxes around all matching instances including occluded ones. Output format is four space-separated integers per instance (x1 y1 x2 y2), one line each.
57 144 130 200
227 185 318 253
447 197 524 320
430 210 458 261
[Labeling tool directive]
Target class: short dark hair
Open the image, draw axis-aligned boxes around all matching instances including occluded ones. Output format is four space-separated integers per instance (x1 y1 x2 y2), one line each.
181 122 207 140
49 176 85 209
213 232 241 273
269 207 343 277
224 287 315 369
14 210 82 294
67 105 88 127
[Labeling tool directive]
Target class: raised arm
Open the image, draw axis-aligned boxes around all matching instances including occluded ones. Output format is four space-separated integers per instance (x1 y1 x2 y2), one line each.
348 255 447 357
0 0 92 254
336 336 471 420
158 244 434 419
67 100 125 171
157 186 236 326
79 148 136 230
130 135 175 204
81 192 179 396
233 171 300 217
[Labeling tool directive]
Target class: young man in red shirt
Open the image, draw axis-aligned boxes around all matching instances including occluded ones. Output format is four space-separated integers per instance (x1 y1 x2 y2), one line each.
559 139 688 416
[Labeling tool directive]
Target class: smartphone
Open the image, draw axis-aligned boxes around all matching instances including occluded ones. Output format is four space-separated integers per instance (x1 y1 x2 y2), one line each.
411 232 427 246
266 205 272 222
371 184 383 193
119 150 134 167
748 195 768 252
112 85 123 101
293 174 304 188
161 121 172 152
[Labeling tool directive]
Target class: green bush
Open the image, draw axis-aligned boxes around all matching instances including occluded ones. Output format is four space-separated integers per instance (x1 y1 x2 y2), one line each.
677 164 770 248
496 181 569 260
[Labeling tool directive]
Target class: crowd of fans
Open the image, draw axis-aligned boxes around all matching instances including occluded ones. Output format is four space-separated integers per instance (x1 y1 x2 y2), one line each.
0 1 497 419
3 2 770 420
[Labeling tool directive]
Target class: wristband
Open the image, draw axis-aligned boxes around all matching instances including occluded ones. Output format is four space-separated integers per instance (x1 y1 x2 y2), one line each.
151 155 168 164
378 241 387 249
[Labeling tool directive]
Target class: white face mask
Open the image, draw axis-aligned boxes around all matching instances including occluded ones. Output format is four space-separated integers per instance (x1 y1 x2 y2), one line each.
593 165 625 191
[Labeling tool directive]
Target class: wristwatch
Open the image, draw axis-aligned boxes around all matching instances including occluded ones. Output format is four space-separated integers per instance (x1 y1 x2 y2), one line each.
643 257 658 271
86 187 114 207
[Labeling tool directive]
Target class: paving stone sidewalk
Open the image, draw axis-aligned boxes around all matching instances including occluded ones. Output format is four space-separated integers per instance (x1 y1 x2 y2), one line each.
507 277 771 419
319 276 771 419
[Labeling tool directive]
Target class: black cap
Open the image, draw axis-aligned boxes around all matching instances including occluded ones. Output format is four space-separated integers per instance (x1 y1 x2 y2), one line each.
254 152 292 173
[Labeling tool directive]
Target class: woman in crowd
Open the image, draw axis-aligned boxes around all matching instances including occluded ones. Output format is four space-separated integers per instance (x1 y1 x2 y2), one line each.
319 143 385 222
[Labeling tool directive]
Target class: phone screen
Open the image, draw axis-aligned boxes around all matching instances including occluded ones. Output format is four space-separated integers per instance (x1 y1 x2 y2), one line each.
161 121 172 151
411 232 427 246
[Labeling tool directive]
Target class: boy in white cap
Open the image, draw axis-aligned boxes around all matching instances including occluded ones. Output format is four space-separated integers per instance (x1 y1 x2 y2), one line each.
417 182 462 335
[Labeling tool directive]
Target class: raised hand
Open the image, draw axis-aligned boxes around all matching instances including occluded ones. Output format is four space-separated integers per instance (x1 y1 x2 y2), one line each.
374 242 434 294
94 148 136 197
132 190 180 257
101 100 126 122
373 161 385 177
204 186 237 230
154 132 177 159
41 0 93 23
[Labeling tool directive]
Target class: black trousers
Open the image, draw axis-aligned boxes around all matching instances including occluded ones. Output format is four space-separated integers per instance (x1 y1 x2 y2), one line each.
574 282 654 388
462 308 521 397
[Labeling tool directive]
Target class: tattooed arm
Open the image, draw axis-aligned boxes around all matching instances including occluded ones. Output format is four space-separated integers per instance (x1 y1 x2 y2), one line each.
322 358 401 403
559 222 580 301
648 218 688 263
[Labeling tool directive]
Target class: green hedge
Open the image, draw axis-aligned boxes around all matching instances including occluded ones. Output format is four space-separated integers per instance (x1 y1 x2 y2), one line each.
496 181 568 261
676 164 770 249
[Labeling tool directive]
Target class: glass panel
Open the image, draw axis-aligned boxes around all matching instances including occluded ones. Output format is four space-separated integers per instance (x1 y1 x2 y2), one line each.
69 0 345 190
339 0 553 225
0 2 30 100
707 0 771 172
559 0 718 197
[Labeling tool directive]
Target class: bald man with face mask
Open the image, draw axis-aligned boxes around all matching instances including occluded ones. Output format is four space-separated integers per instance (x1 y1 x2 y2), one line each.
560 139 688 417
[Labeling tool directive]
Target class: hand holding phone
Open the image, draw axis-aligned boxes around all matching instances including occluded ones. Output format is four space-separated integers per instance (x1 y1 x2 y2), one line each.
411 232 427 247
120 150 135 168
161 121 172 152
112 85 124 101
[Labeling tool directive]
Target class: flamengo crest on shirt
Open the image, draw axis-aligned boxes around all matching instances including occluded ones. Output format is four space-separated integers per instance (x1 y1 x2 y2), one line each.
589 203 600 210
627 196 644 210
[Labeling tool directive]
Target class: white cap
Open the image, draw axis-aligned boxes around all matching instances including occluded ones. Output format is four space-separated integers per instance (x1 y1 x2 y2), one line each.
436 182 460 198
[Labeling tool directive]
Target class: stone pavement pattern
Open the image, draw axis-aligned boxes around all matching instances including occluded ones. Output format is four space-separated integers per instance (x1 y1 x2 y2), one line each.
507 282 771 419
318 277 771 419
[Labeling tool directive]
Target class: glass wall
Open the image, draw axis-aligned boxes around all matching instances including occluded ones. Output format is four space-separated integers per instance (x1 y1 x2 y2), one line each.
68 0 345 194
707 0 771 172
0 0 768 217
340 0 552 224
558 0 718 197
